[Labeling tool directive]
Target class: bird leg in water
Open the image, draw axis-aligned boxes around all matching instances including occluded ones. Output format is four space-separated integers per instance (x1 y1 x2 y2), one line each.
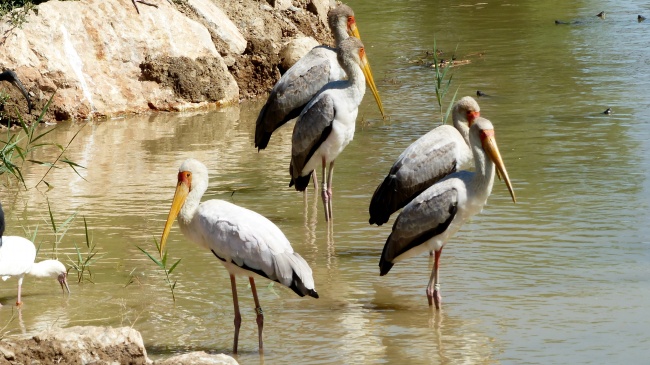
311 171 318 192
249 277 264 353
326 161 335 221
426 249 443 309
320 157 330 221
16 277 24 306
230 275 242 354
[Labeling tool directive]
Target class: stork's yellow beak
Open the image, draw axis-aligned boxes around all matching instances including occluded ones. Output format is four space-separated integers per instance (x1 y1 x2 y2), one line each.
359 51 386 119
160 178 189 255
481 130 516 203
348 20 361 40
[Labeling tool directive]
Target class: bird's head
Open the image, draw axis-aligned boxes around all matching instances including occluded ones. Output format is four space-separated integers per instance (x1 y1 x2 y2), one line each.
36 259 70 294
471 117 516 203
452 96 481 127
328 4 360 40
159 159 209 255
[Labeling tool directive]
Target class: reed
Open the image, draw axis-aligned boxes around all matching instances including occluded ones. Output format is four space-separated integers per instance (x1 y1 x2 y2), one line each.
137 238 181 302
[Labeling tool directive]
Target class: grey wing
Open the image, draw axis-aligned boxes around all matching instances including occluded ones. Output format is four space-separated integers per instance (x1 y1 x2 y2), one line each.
255 48 334 149
369 129 461 225
290 93 336 179
198 201 318 298
379 187 458 275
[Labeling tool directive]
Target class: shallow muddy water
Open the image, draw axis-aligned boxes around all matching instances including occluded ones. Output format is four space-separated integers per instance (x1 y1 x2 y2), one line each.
2 0 650 364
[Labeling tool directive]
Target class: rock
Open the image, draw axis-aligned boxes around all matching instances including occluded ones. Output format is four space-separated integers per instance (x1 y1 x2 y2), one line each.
0 326 149 364
279 36 320 72
154 351 239 365
187 0 247 55
307 0 334 27
0 326 240 364
267 0 293 11
0 0 238 121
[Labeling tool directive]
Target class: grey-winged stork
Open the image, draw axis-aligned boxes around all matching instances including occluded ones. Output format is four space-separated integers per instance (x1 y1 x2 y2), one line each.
255 4 385 151
159 159 318 354
378 117 516 309
0 70 33 113
369 96 480 226
289 37 381 221
0 202 70 306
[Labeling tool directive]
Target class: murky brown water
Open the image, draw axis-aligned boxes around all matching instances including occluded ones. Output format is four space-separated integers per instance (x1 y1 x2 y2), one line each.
2 0 650 363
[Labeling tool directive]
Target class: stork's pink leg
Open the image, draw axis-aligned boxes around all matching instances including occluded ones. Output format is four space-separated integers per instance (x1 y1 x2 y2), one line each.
16 276 24 306
426 249 443 309
320 156 330 220
311 171 318 191
230 275 241 354
326 161 335 221
249 277 264 354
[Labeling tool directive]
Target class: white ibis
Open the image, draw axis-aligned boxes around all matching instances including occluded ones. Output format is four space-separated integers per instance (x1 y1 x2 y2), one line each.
379 117 516 309
0 70 33 113
289 37 381 221
160 159 318 354
0 203 70 306
369 96 480 226
255 4 385 150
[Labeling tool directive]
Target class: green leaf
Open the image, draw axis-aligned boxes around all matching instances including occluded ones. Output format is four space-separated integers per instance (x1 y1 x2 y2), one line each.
168 259 182 274
137 245 163 268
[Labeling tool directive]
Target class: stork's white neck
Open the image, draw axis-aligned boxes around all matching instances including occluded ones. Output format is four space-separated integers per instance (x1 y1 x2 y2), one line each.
468 143 495 204
453 117 471 146
178 178 207 229
332 25 349 46
340 59 366 107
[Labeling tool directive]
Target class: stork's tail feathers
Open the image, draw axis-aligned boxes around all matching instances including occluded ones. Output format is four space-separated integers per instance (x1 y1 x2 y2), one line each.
288 270 319 298
290 173 312 191
379 233 395 276
254 103 272 150
369 174 400 226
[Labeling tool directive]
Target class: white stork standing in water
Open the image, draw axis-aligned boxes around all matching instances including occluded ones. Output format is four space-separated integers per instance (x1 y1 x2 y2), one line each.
255 4 385 151
369 96 481 226
159 159 318 354
379 117 516 309
289 37 382 221
0 202 70 306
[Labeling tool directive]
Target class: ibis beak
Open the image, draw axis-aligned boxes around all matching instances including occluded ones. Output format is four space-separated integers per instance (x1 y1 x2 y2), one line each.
59 273 70 294
481 131 516 203
160 179 190 255
360 53 386 119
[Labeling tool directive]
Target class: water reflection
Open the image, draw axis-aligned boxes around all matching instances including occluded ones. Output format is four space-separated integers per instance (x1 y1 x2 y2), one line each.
1 0 650 363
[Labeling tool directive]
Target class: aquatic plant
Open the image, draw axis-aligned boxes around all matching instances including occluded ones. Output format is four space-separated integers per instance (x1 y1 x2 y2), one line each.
431 38 458 125
68 217 100 284
0 92 86 189
137 238 181 302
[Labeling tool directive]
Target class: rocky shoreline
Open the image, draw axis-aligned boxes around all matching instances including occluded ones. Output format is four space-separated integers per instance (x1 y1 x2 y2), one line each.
0 0 334 125
0 326 238 364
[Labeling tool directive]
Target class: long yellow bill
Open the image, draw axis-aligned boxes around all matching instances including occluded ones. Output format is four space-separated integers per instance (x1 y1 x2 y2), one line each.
348 20 361 40
481 130 516 203
359 50 386 119
159 179 189 255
